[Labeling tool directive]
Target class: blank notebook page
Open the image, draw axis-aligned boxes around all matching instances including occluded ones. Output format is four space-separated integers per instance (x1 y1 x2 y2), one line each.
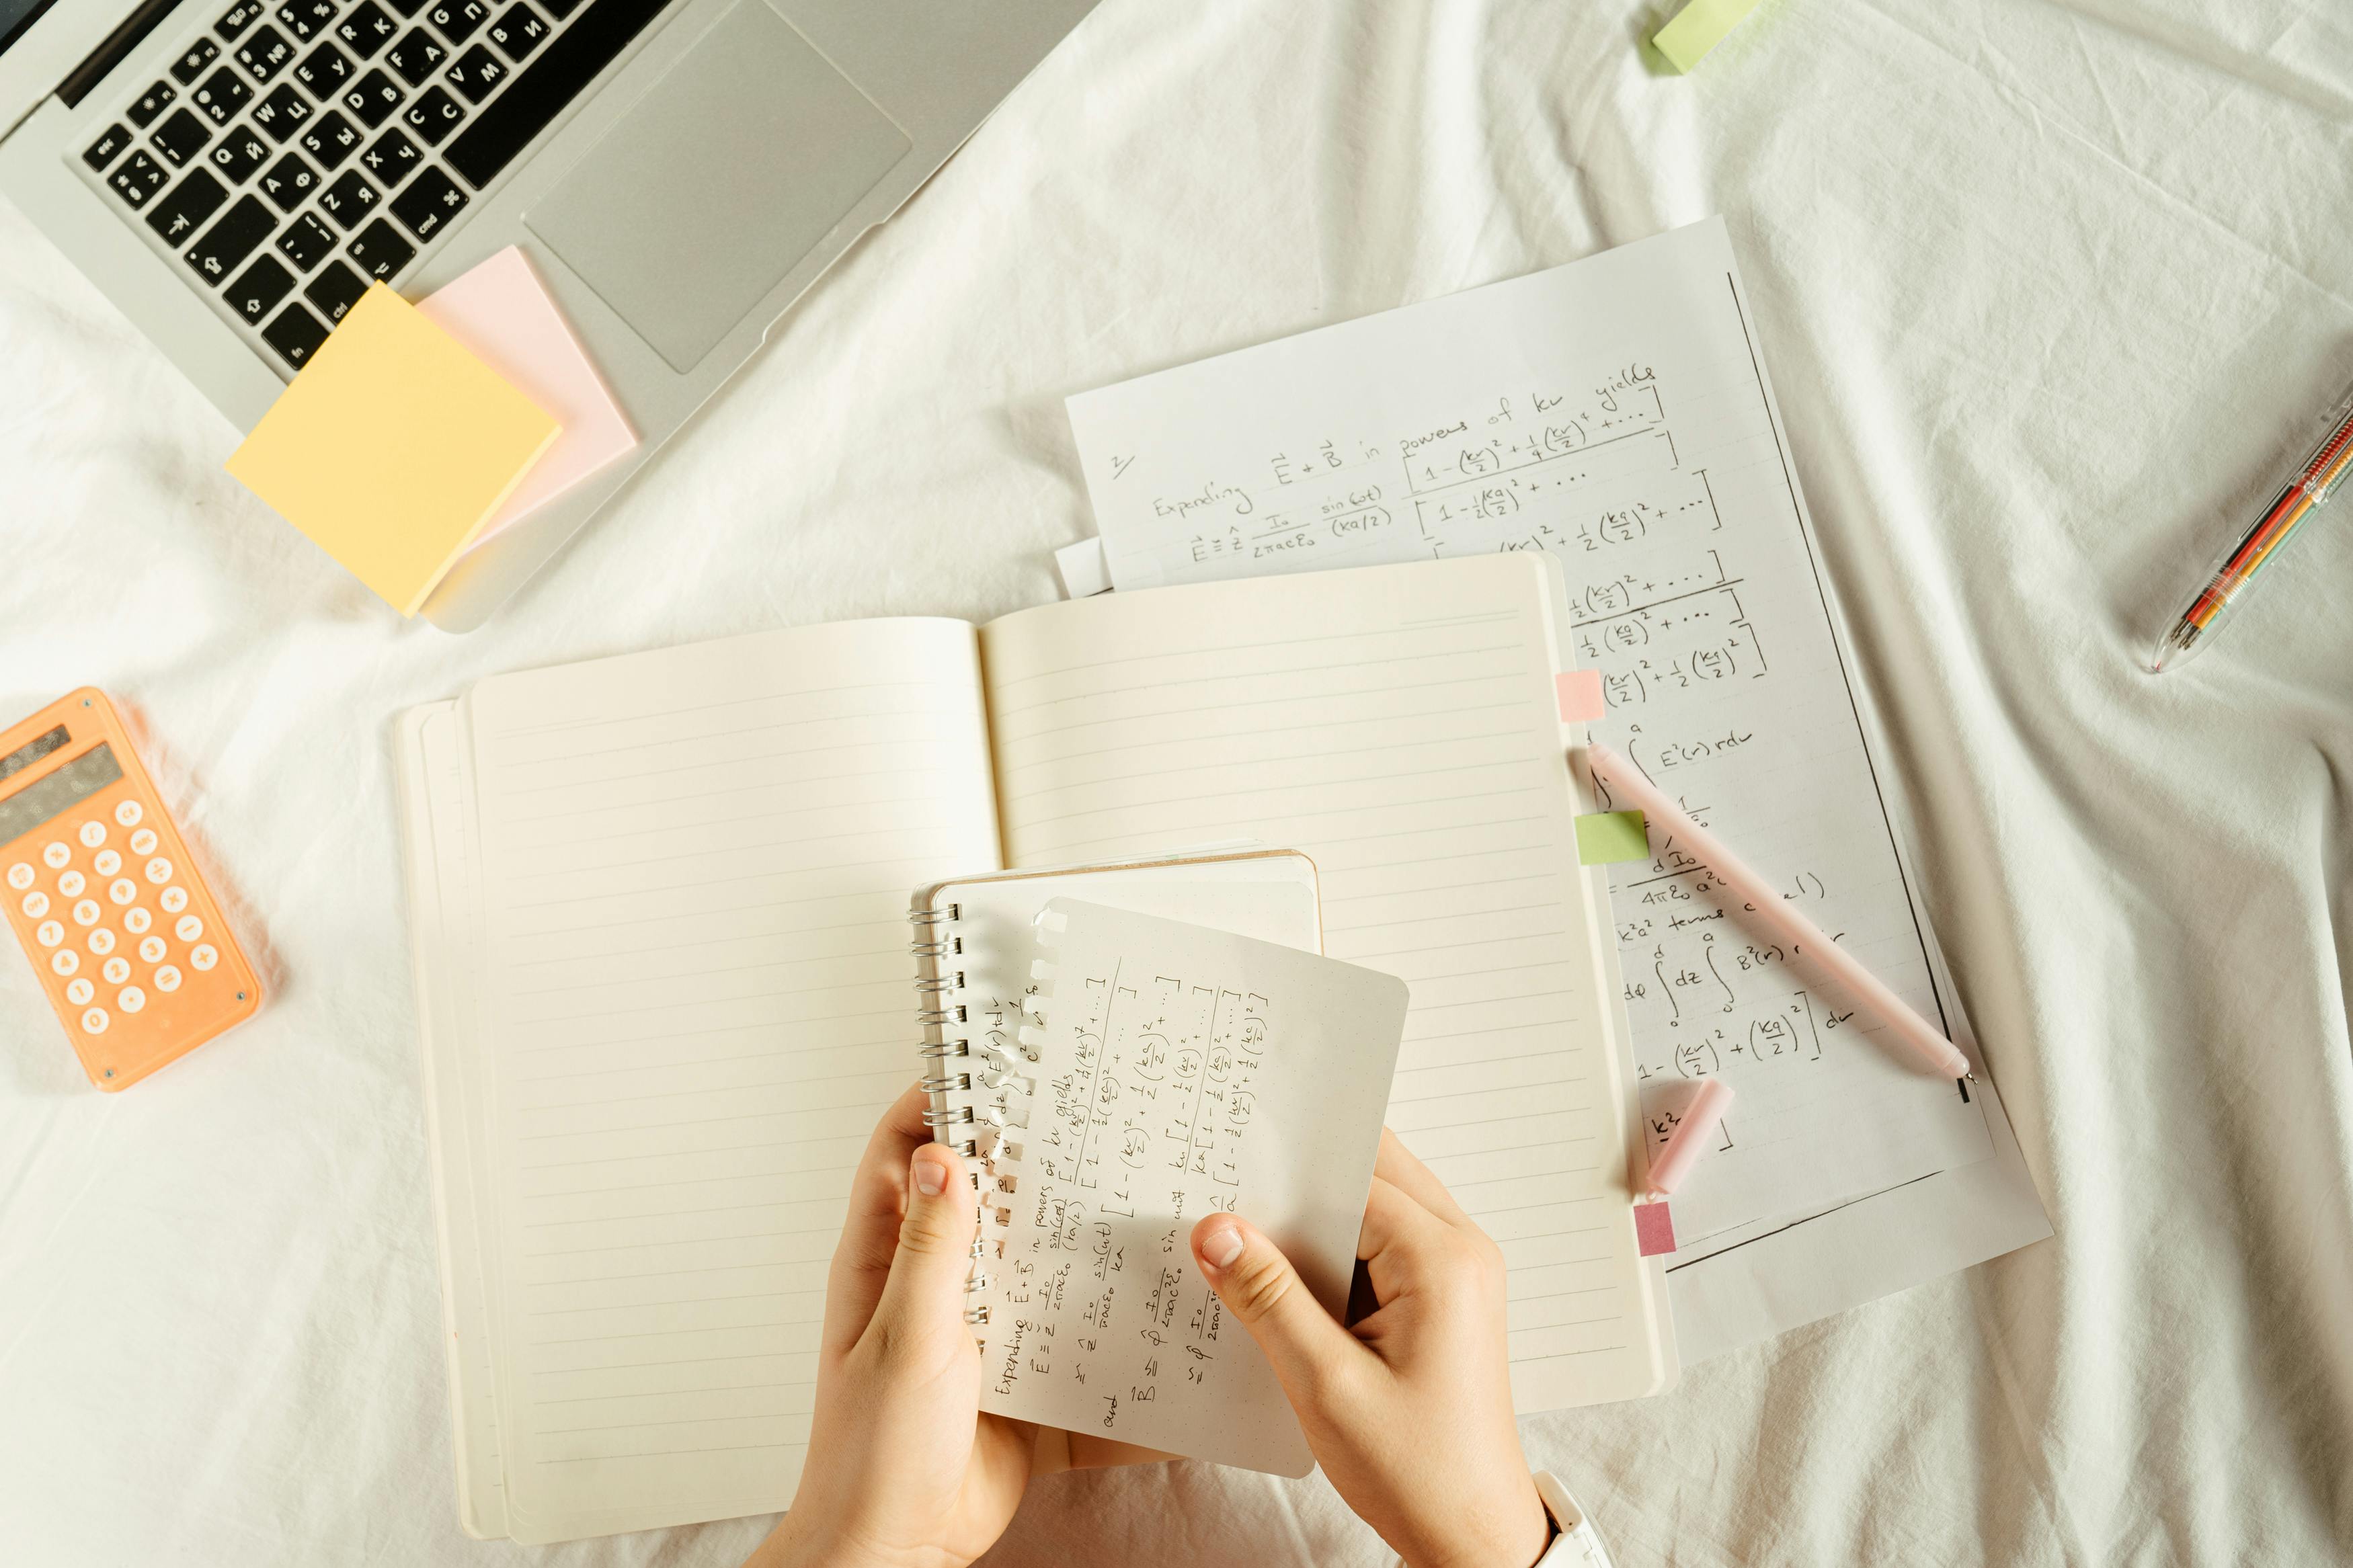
981 554 1668 1411
463 618 1000 1542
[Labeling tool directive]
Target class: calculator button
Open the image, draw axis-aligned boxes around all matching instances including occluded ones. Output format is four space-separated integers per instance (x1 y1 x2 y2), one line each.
161 886 190 914
81 1007 109 1036
42 843 69 869
124 907 153 935
7 864 32 890
147 857 175 884
141 936 169 963
35 921 64 948
94 850 122 876
130 828 159 856
79 821 106 848
190 945 219 972
119 987 147 1015
58 871 86 898
115 800 144 827
176 916 205 943
110 877 137 905
155 965 184 993
51 950 78 977
21 892 48 919
102 957 131 985
65 979 95 1007
73 900 102 927
262 303 331 369
87 928 116 956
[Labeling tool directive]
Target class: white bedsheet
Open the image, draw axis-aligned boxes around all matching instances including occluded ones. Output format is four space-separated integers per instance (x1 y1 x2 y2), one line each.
5 2 2351 1563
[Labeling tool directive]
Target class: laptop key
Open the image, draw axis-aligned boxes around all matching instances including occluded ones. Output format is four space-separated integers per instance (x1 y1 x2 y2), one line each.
215 0 267 42
145 168 228 242
442 44 506 103
402 85 464 145
172 39 222 85
257 151 320 209
424 0 487 44
148 108 214 167
235 24 294 81
382 0 426 18
184 194 278 284
192 68 251 125
295 42 354 95
389 164 467 240
225 255 296 323
262 302 331 369
251 83 314 140
208 127 272 183
485 2 545 61
336 0 397 57
275 210 339 269
83 124 132 171
342 68 405 126
276 0 340 42
127 81 177 128
446 0 667 188
299 110 362 168
537 0 577 20
110 151 171 208
386 28 446 85
345 216 414 280
304 258 368 323
358 126 420 186
317 169 379 226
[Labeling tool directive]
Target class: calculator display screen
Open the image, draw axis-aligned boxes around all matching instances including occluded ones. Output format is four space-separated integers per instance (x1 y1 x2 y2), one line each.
0 743 123 848
0 725 69 782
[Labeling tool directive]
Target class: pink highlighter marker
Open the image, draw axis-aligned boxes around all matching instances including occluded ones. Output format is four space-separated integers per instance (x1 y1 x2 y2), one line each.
1644 1077 1734 1198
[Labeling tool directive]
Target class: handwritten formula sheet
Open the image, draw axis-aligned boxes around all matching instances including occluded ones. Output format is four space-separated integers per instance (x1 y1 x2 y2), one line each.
1067 218 1995 1251
971 900 1404 1474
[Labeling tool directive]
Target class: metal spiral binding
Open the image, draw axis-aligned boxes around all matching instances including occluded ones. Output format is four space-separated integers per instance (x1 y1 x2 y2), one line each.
910 899 1003 1323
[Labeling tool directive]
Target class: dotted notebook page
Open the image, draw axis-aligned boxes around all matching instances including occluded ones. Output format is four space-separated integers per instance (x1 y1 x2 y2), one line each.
461 618 1000 1544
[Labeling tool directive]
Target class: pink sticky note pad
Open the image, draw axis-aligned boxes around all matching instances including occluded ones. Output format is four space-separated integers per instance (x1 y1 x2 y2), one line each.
1633 1200 1675 1257
416 247 636 545
1556 669 1605 723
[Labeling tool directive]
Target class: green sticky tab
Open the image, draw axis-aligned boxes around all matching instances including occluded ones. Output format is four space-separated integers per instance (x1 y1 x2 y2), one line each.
1652 0 1763 72
1576 810 1650 865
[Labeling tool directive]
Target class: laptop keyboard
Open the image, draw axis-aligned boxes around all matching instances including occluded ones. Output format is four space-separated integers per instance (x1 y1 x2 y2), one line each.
74 0 672 372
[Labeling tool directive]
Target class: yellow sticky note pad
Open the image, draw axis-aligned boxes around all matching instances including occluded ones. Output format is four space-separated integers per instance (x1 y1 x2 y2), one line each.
1576 810 1650 866
227 283 559 616
1652 0 1763 72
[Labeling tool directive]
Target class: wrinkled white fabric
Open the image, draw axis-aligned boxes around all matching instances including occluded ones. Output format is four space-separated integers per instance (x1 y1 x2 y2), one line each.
3 2 2351 1563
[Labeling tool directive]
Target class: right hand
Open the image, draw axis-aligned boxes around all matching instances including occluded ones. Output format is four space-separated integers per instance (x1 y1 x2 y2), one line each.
1189 1130 1552 1568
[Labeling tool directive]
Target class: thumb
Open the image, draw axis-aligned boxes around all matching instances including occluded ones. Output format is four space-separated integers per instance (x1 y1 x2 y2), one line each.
1191 1214 1356 1396
865 1142 979 1351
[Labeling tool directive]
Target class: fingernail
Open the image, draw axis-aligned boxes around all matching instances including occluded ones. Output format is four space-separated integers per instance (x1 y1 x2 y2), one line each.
1200 1221 1244 1271
912 1153 945 1197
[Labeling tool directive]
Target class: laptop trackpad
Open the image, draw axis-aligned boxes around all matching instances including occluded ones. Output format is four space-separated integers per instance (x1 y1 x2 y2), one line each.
526 0 910 373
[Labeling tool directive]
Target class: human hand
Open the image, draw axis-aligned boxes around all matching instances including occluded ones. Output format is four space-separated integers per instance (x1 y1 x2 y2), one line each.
1189 1129 1550 1568
747 1082 1033 1568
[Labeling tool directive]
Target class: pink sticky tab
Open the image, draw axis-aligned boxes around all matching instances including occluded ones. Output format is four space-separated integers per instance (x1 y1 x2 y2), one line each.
1633 1200 1676 1257
1555 669 1605 724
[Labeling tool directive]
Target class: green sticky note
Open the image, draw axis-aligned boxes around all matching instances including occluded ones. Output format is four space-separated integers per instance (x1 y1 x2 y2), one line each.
1652 0 1763 72
1577 810 1650 865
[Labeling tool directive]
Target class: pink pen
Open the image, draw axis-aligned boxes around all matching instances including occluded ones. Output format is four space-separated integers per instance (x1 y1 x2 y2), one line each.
1584 744 1973 1082
1644 1077 1734 1198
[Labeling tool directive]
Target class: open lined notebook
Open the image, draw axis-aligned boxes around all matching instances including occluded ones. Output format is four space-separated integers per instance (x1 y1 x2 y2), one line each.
393 552 1675 1543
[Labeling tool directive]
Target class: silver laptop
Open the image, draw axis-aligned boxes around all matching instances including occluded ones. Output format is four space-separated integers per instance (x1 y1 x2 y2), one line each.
0 0 1096 628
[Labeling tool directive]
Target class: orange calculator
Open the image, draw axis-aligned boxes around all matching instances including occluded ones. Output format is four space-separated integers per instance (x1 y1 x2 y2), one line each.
1 690 260 1089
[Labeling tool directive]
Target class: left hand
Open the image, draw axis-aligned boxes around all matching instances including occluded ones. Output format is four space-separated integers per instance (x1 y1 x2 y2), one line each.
745 1082 1035 1568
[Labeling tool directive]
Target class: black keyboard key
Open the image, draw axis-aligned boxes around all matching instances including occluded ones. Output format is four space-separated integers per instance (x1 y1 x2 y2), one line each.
83 124 132 171
191 68 250 124
262 301 331 368
358 126 419 185
304 257 368 322
235 24 294 81
149 108 212 166
145 167 227 243
126 80 177 127
402 85 463 145
383 0 425 17
172 38 221 85
299 109 362 167
442 43 506 102
539 0 576 19
251 83 313 140
341 68 404 126
257 150 320 208
294 41 354 95
208 126 272 182
336 0 397 56
385 27 444 85
448 0 665 188
485 1 545 60
275 210 339 268
215 0 266 42
184 194 277 283
424 0 487 44
109 151 170 208
276 0 338 42
389 163 466 240
225 254 296 322
317 168 378 226
345 215 413 279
